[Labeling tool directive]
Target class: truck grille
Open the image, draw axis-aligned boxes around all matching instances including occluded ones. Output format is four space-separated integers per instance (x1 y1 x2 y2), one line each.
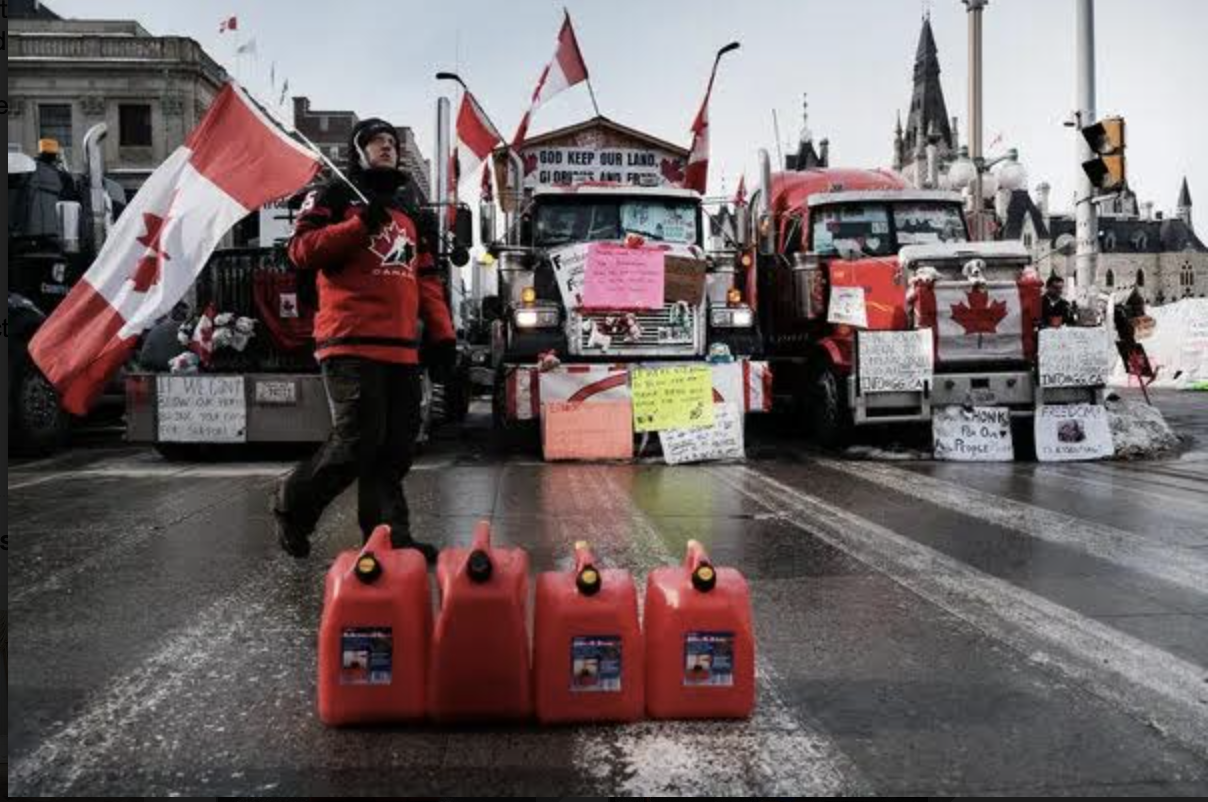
573 304 703 356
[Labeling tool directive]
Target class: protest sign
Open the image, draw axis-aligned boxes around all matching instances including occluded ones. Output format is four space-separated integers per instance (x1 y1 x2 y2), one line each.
858 329 934 393
660 403 745 465
932 406 1014 462
631 365 714 433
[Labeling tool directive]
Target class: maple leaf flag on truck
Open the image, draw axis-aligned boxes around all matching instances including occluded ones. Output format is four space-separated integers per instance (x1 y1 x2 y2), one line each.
30 83 322 415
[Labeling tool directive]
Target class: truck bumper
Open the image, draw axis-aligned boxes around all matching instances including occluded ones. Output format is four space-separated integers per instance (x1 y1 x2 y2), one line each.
501 359 773 423
849 370 1104 424
126 372 332 444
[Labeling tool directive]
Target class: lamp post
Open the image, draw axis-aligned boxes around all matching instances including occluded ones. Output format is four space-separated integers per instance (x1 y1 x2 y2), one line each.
949 147 1026 237
964 0 989 239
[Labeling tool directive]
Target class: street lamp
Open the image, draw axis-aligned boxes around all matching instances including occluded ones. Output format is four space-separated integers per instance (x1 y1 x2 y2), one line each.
948 147 1026 236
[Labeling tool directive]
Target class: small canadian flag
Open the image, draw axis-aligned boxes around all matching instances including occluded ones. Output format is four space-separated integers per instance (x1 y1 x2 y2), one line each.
219 16 238 33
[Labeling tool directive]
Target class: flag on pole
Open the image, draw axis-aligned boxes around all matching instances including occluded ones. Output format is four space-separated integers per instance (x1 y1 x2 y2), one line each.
278 79 290 108
219 16 238 33
454 92 503 189
734 174 747 207
30 83 322 415
685 82 715 194
511 11 590 148
236 38 258 57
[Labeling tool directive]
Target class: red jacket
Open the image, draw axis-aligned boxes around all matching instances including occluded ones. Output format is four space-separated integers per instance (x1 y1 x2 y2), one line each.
288 186 456 364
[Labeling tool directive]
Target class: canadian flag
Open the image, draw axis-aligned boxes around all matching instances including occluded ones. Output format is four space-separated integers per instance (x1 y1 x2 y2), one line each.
219 16 238 33
30 83 321 415
684 84 714 194
511 12 590 148
454 92 503 190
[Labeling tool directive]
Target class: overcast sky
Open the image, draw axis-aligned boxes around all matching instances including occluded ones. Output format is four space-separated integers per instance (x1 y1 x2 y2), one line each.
51 0 1206 228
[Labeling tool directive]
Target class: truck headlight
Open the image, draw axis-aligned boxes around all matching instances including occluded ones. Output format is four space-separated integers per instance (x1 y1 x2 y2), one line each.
514 305 561 330
710 306 754 328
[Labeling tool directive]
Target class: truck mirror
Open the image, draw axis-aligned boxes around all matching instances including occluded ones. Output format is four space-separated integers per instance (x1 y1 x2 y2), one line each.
55 201 83 254
451 245 471 268
479 201 497 245
454 205 474 250
519 214 533 246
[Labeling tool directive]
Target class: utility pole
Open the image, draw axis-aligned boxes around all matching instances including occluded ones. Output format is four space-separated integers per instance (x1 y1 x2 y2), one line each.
964 0 988 240
1075 0 1099 303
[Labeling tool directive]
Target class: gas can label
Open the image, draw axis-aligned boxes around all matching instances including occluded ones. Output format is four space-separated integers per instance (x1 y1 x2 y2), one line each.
340 628 393 686
684 632 736 687
571 636 623 693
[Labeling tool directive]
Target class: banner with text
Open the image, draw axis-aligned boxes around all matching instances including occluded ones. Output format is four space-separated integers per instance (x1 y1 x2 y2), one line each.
1035 403 1114 462
522 146 685 189
932 406 1014 462
157 375 247 443
858 329 934 393
583 243 665 310
1039 326 1111 388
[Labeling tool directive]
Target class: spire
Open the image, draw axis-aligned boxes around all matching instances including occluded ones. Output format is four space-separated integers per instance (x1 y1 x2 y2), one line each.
799 93 813 146
1178 177 1192 209
904 16 954 158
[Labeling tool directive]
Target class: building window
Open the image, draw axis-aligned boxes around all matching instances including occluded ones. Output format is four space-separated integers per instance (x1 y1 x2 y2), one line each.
1105 269 1115 288
38 103 74 150
1182 262 1196 293
319 115 330 133
1023 233 1034 249
1136 269 1146 288
119 104 153 147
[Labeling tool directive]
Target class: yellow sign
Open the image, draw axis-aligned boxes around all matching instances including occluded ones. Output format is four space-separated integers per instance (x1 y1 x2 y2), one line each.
631 365 715 433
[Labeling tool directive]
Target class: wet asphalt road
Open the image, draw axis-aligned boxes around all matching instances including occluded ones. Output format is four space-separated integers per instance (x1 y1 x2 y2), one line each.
7 390 1208 796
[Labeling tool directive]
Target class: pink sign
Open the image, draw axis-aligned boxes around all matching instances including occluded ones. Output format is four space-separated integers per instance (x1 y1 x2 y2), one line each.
582 243 666 310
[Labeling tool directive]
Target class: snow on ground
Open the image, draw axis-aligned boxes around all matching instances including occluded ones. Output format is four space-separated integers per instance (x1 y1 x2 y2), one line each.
1105 395 1182 460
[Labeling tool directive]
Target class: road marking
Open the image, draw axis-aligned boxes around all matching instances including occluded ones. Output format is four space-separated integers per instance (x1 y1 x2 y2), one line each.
565 468 866 796
816 457 1208 592
1023 463 1208 513
712 465 1208 762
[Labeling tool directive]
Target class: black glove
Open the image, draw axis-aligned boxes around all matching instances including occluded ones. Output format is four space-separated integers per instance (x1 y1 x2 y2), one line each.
359 199 391 234
424 340 458 385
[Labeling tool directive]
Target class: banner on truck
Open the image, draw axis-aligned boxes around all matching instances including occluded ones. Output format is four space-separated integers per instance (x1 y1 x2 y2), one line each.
522 146 685 190
858 329 934 393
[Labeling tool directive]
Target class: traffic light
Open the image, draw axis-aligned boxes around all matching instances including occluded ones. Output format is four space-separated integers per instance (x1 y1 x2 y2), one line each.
1082 116 1126 193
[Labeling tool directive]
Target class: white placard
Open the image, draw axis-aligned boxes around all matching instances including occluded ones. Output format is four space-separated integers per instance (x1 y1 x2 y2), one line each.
858 329 934 393
522 146 684 190
550 242 591 309
258 197 298 247
1035 404 1113 462
1039 326 1111 388
1183 319 1208 385
828 286 868 328
660 403 745 465
932 406 1014 462
157 375 247 443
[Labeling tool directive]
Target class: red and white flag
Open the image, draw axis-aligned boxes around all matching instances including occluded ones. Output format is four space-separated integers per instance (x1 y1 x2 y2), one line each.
734 174 747 207
219 16 238 33
511 12 590 148
454 92 503 190
30 83 321 414
481 163 494 205
685 78 717 194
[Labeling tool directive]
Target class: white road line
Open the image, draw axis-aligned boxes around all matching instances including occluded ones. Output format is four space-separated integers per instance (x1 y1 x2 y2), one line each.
1026 463 1208 513
566 469 866 796
816 457 1208 591
713 465 1208 762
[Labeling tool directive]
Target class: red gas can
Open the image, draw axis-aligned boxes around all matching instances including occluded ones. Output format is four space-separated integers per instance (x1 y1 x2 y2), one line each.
317 525 432 726
534 542 644 724
429 520 532 722
645 540 755 720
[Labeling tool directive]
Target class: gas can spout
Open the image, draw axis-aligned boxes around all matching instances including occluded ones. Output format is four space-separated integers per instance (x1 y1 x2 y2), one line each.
684 540 717 592
573 541 602 596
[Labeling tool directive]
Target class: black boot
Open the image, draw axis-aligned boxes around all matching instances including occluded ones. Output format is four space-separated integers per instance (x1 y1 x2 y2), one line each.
271 494 311 559
388 525 439 565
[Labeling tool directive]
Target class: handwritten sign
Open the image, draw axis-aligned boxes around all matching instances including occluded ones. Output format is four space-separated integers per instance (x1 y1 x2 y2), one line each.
1182 318 1208 387
542 401 634 462
660 403 745 465
583 244 665 310
631 365 715 433
932 406 1014 462
1039 327 1111 388
1035 404 1113 462
858 329 934 393
157 375 247 443
664 255 707 305
550 242 591 308
828 286 868 328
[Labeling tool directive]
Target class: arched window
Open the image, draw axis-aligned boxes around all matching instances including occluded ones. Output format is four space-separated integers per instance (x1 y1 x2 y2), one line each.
1136 269 1146 288
1105 269 1115 288
1103 231 1117 251
1182 261 1196 294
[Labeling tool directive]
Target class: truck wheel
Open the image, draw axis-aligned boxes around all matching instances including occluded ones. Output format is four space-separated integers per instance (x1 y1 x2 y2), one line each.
807 365 852 450
12 364 71 456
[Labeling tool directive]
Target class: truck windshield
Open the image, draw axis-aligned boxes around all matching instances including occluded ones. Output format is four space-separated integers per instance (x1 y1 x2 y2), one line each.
893 203 969 246
535 198 699 247
811 205 893 257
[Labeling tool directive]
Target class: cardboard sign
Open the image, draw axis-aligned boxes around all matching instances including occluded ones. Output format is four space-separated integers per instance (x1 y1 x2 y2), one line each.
583 244 665 310
828 286 868 328
1035 404 1113 462
858 329 934 393
157 375 247 443
932 406 1014 462
1039 327 1111 388
664 256 708 305
660 403 745 465
631 365 715 433
550 242 591 309
1182 318 1208 387
542 401 634 462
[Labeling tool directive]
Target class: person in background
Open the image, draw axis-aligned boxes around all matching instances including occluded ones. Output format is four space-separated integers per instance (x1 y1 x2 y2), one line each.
1041 274 1075 328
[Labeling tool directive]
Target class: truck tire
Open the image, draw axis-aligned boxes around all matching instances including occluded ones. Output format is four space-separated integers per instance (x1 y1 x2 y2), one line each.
807 365 852 450
12 362 71 457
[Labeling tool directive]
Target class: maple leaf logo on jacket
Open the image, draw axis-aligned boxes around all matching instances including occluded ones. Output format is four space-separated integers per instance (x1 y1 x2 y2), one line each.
950 287 1009 335
367 221 416 269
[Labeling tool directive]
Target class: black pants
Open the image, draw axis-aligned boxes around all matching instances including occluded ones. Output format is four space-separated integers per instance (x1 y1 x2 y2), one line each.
279 358 423 542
